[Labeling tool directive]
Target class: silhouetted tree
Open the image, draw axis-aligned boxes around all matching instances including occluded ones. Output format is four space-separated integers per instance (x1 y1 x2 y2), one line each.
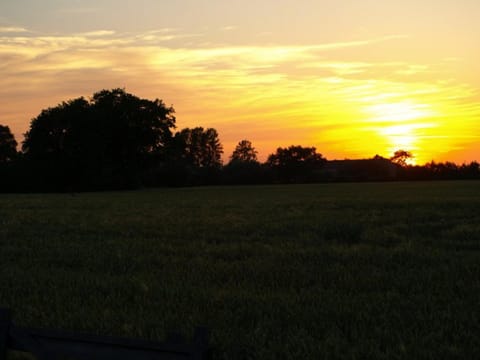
0 125 18 163
22 89 176 190
267 145 326 183
89 89 176 187
172 127 223 168
0 124 20 191
223 140 264 184
23 98 90 158
230 140 258 163
459 161 480 179
390 150 413 167
163 127 223 185
425 160 461 180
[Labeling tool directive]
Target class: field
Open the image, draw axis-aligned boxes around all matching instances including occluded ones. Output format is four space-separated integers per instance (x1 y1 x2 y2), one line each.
1 181 479 359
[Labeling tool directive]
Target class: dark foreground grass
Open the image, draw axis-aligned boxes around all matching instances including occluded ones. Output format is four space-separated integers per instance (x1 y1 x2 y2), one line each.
1 181 479 359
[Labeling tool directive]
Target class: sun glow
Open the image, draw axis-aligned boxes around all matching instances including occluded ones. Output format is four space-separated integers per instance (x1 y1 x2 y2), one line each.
366 101 435 123
363 101 438 163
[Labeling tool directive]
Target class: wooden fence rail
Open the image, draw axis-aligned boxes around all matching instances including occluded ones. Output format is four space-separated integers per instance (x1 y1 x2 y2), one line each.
0 308 210 360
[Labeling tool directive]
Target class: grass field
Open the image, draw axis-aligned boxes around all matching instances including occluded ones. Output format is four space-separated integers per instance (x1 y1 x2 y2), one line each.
1 181 479 359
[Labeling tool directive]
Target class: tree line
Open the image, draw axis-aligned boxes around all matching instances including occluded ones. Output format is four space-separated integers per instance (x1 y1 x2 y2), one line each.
0 89 479 192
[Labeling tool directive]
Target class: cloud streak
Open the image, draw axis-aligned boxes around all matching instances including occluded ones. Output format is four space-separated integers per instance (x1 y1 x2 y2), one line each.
0 26 29 33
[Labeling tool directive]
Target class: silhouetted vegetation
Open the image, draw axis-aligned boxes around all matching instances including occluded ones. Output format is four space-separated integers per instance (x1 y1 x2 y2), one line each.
230 139 258 163
19 89 176 191
0 125 18 163
267 145 327 183
398 160 480 181
323 155 398 182
390 149 413 166
223 140 266 185
0 125 20 191
160 127 224 186
1 88 479 192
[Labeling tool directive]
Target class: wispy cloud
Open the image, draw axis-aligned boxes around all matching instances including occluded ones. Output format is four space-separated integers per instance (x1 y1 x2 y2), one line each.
221 26 237 31
306 34 409 52
75 30 116 37
0 26 29 33
55 7 99 15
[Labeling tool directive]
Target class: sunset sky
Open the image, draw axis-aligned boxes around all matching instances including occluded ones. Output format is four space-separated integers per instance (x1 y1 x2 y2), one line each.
1 0 479 164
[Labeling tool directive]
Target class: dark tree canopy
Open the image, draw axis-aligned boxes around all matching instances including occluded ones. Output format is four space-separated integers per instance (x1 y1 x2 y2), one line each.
22 98 90 158
160 127 224 186
230 140 258 163
0 125 18 163
267 145 326 183
172 127 223 169
90 89 175 155
22 89 176 190
267 145 325 167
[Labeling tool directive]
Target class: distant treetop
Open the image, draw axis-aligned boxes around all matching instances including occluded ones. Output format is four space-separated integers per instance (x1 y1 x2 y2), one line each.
0 125 18 163
230 139 258 163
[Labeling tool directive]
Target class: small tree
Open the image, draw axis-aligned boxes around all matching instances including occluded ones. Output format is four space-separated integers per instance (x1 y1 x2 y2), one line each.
224 140 263 184
0 125 18 163
390 150 413 166
230 140 258 163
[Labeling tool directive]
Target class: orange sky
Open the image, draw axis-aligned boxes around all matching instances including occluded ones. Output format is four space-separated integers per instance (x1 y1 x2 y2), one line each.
1 0 479 164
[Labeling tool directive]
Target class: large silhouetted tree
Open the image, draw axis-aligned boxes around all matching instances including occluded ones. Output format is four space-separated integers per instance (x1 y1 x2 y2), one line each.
267 145 326 183
0 125 18 163
88 89 176 186
22 89 176 190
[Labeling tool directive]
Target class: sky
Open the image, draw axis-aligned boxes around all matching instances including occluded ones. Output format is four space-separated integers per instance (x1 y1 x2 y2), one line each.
1 0 479 164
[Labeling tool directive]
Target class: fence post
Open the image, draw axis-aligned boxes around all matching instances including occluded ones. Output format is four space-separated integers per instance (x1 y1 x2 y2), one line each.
0 309 11 360
1 308 210 359
193 327 210 360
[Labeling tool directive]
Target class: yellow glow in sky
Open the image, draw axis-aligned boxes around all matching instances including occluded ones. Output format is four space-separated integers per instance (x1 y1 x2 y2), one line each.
362 101 437 163
366 101 435 123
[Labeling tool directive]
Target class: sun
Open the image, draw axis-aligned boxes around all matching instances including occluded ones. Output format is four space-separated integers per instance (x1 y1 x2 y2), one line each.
364 101 437 164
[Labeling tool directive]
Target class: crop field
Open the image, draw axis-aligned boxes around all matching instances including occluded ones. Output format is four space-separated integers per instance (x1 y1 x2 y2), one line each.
1 181 479 359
